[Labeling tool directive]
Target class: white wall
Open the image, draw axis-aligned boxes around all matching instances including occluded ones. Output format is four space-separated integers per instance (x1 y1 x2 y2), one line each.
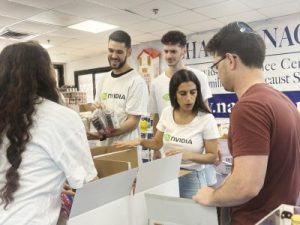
65 52 108 85
64 39 165 85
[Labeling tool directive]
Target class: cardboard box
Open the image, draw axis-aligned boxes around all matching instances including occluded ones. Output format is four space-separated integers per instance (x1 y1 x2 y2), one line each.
79 103 93 112
93 148 138 178
69 154 182 225
90 145 133 157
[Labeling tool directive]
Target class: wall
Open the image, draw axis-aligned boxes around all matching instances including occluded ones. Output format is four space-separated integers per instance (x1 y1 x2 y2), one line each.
65 13 300 117
65 52 108 85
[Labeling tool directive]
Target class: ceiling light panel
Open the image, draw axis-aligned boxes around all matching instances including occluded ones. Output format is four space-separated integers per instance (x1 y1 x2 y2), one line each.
68 20 118 33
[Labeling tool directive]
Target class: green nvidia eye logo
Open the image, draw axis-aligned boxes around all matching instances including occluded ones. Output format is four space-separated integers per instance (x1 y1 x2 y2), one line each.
164 133 171 141
163 93 170 101
101 93 108 100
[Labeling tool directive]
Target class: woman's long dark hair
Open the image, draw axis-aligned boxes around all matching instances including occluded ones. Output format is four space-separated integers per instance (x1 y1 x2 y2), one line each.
169 69 211 114
0 41 59 208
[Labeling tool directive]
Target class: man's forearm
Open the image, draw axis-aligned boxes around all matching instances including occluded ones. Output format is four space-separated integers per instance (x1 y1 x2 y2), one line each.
108 115 140 137
211 175 257 207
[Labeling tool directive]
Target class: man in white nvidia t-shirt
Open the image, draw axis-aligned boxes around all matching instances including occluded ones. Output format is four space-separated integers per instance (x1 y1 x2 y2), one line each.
88 30 148 146
148 30 212 157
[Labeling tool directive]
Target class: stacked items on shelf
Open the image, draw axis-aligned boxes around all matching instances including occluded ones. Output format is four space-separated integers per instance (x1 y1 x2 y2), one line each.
139 116 153 163
59 86 87 112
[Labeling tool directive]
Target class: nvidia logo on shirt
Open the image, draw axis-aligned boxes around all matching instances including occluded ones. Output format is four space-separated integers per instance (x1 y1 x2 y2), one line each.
101 92 125 100
163 93 170 101
163 133 192 144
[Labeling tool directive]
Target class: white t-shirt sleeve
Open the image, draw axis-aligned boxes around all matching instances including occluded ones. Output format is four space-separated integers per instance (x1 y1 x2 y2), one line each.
148 81 158 114
203 114 220 140
126 77 148 115
156 107 169 132
49 114 97 189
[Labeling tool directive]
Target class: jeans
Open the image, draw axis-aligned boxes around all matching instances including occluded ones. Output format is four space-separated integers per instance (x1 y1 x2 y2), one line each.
179 165 217 199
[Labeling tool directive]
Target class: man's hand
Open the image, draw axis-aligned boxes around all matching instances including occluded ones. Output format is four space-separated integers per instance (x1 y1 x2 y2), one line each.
192 187 215 206
86 131 106 141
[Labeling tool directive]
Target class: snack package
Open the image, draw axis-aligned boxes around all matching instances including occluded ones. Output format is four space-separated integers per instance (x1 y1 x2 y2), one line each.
91 108 120 135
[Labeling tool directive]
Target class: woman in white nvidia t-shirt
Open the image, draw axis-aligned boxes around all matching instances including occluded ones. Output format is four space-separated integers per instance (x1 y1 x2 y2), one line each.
114 69 220 198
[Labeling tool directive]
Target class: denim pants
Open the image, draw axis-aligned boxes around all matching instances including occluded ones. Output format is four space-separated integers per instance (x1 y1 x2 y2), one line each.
179 165 217 199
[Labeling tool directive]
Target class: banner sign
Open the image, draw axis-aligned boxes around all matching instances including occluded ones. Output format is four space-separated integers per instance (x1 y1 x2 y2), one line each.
184 14 300 117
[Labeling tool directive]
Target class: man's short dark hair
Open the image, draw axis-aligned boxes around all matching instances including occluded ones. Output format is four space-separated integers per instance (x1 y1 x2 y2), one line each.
205 21 266 68
109 30 131 48
161 30 186 47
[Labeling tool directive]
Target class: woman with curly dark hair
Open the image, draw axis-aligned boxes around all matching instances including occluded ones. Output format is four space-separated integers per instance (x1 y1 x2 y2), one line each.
0 41 97 225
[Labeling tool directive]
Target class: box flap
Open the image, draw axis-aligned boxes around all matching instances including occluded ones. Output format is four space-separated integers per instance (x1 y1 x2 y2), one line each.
70 168 138 218
145 193 218 225
135 153 182 193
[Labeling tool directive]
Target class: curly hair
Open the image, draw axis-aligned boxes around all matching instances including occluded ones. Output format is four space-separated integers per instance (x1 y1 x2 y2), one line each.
0 41 59 208
161 30 187 47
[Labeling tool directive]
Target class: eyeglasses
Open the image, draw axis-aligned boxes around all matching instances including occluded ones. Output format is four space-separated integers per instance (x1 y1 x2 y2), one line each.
236 21 255 33
210 56 226 73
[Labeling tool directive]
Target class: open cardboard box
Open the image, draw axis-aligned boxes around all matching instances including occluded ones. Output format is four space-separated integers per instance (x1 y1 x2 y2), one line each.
69 154 183 225
93 147 138 178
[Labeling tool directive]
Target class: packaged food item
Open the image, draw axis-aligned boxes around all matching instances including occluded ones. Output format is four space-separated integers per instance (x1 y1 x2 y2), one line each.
91 108 120 135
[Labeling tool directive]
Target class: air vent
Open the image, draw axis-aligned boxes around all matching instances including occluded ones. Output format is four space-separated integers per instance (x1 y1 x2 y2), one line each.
0 29 35 40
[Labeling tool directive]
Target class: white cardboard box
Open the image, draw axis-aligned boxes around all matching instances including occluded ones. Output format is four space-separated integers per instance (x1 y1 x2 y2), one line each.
68 154 182 225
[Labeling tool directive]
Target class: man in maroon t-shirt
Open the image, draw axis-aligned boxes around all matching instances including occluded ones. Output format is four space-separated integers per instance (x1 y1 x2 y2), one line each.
193 21 300 225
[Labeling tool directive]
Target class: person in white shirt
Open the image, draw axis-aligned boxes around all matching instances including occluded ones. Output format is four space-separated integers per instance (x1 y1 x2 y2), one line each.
149 31 212 129
88 30 148 146
114 69 219 198
0 41 97 225
148 30 212 159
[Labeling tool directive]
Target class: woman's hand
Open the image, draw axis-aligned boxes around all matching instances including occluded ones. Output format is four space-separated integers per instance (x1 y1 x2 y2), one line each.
112 138 141 149
63 183 75 196
165 149 191 161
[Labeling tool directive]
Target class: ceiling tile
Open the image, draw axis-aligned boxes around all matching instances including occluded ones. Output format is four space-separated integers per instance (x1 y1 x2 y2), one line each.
7 21 61 34
158 10 210 26
31 35 73 46
8 0 74 10
0 15 19 28
86 0 153 10
217 10 268 24
193 0 251 18
55 0 120 19
258 1 300 18
239 0 296 10
167 0 227 10
127 0 186 18
184 19 225 32
0 1 43 19
96 10 148 26
29 10 85 26
127 20 173 33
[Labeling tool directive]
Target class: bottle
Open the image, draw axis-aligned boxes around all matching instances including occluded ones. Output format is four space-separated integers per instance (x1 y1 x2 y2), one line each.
292 214 300 225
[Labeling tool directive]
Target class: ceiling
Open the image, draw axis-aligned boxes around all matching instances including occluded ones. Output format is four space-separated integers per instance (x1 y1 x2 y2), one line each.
0 0 299 63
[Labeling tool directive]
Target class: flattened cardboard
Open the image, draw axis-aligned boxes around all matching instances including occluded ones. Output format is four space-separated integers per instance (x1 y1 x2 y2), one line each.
145 193 218 225
70 168 138 219
135 153 182 193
